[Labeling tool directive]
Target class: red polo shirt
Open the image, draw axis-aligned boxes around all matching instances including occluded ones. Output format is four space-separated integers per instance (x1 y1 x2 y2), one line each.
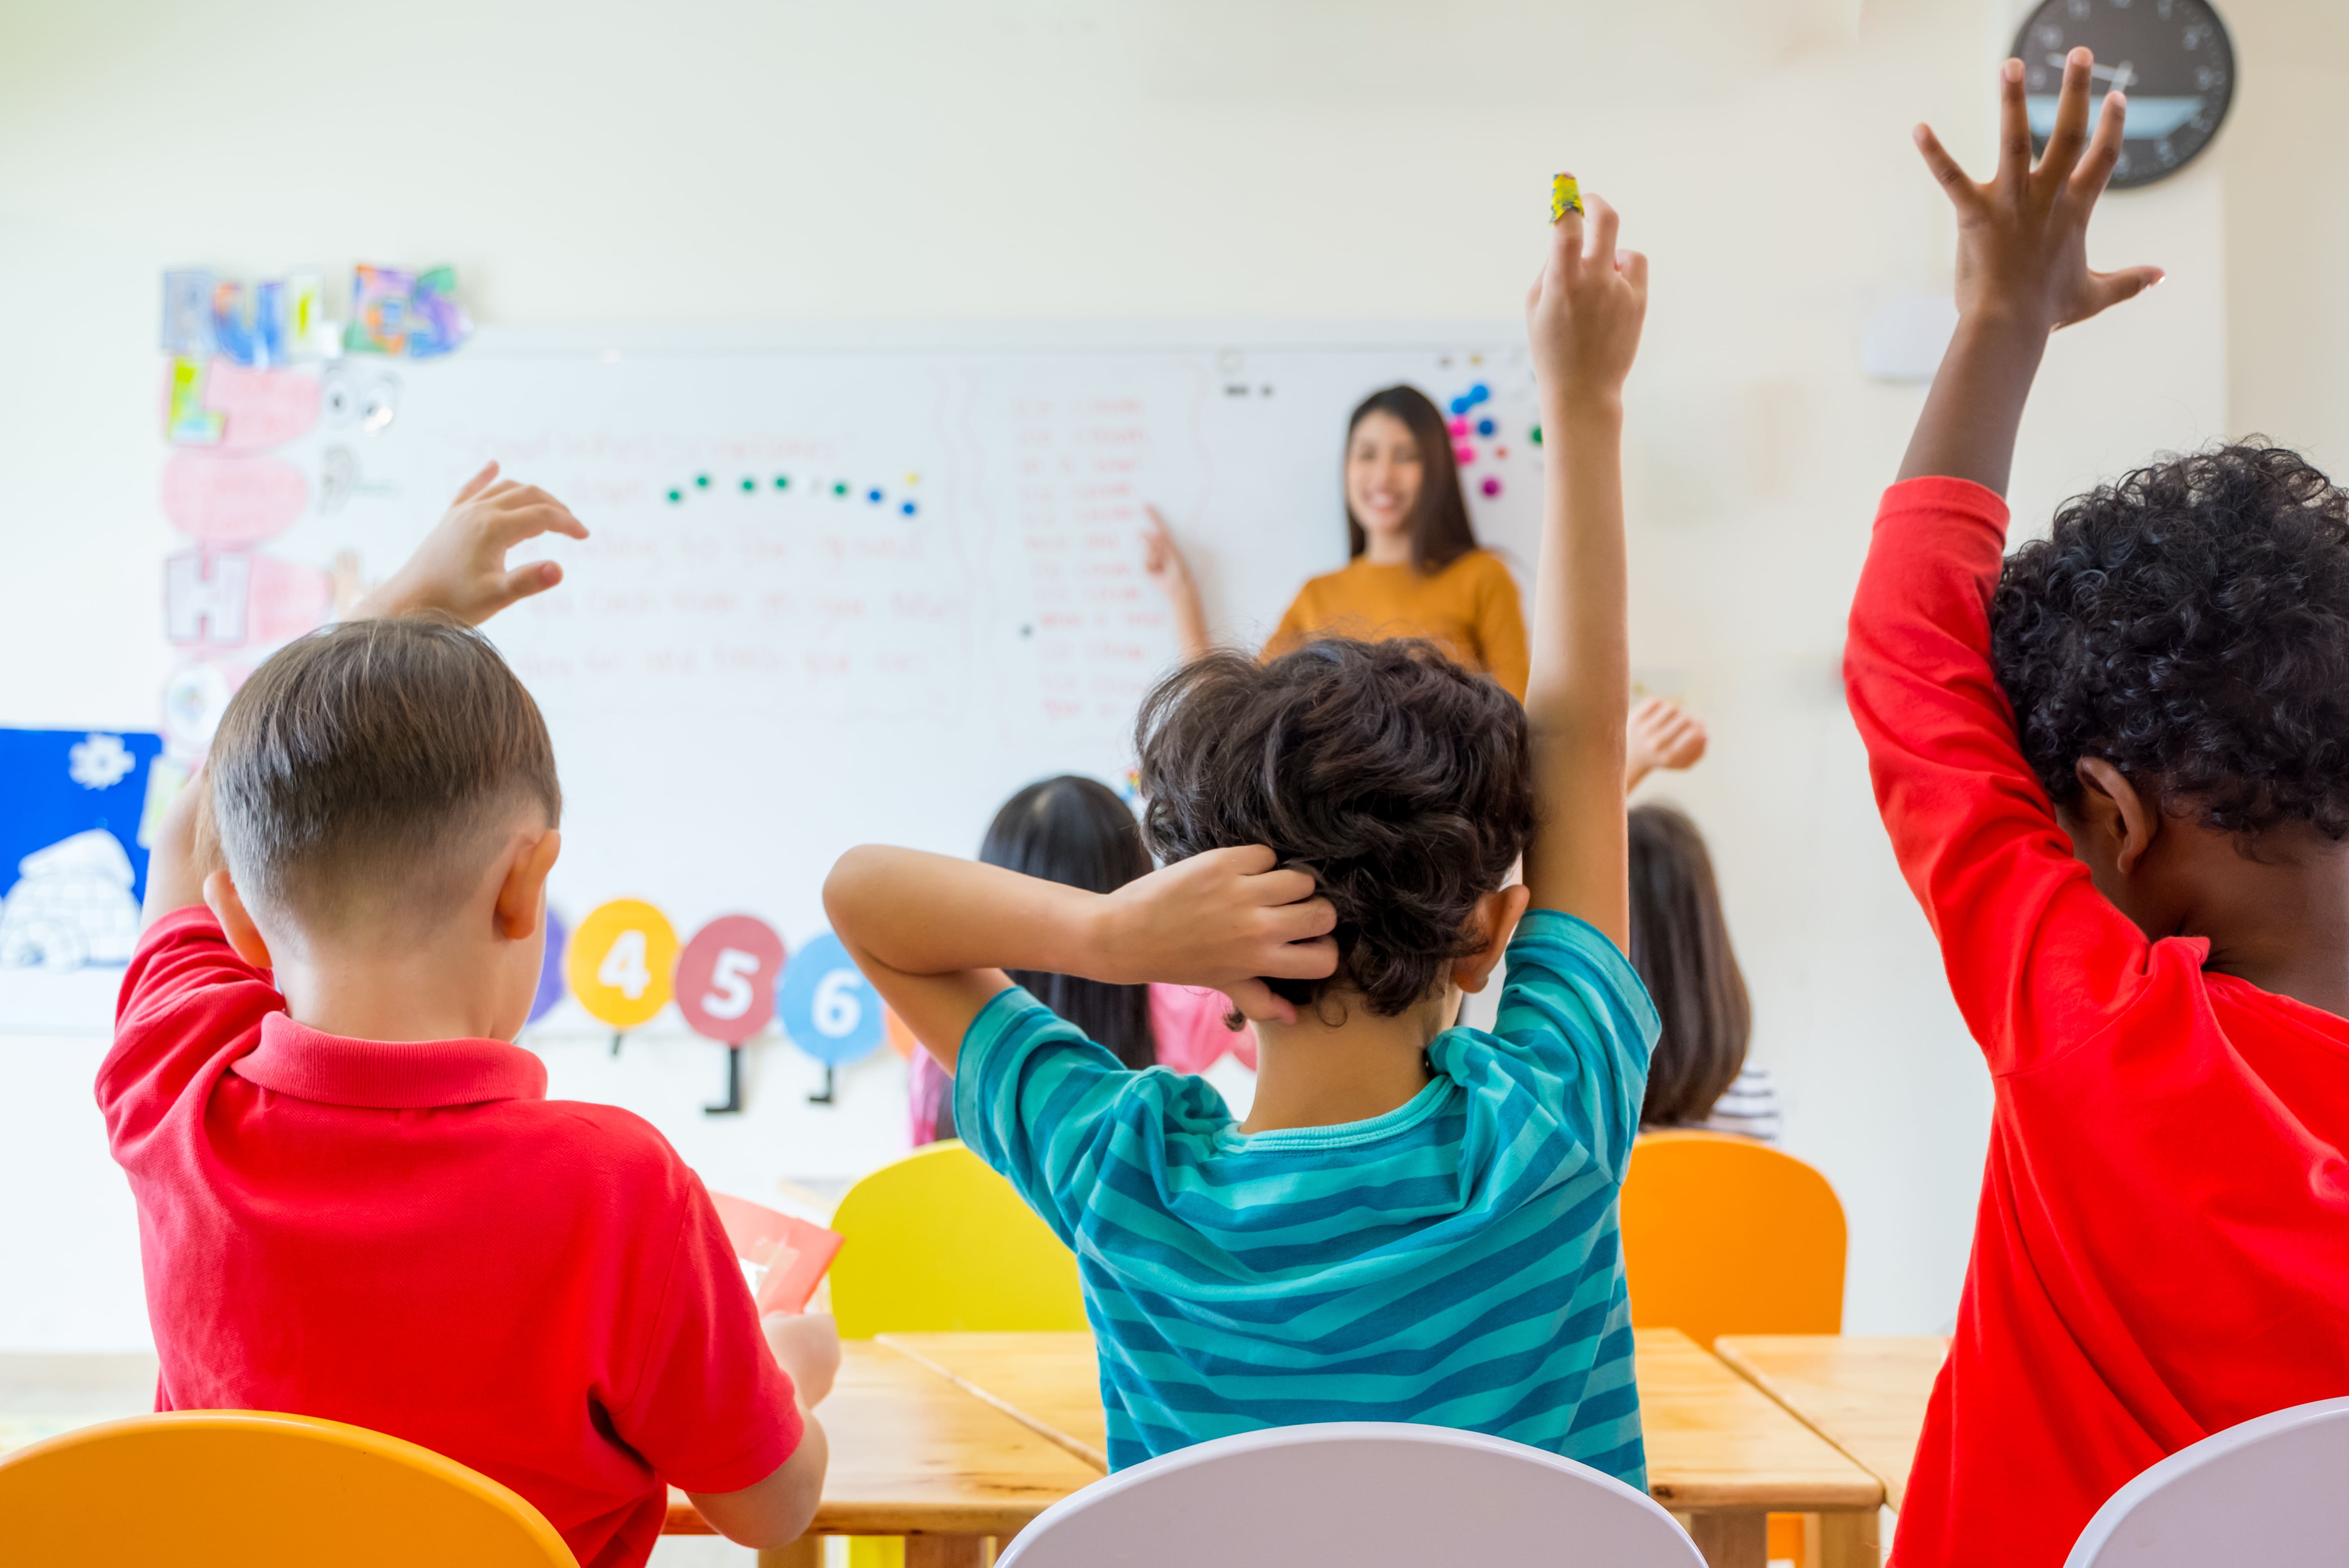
101 908 801 1568
1847 477 2349 1564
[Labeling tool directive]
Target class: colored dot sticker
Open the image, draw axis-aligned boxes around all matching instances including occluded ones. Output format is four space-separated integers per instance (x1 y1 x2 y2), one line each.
741 477 755 492
1481 477 1502 498
1455 445 1477 465
676 914 787 1045
1496 445 1509 459
527 907 569 1025
1476 418 1496 437
1448 397 1471 417
867 487 883 504
1448 416 1470 437
774 475 790 490
666 489 682 504
777 932 885 1068
905 471 921 486
1470 383 1491 404
695 474 710 488
832 481 849 497
1530 425 1543 445
567 899 680 1029
901 501 917 517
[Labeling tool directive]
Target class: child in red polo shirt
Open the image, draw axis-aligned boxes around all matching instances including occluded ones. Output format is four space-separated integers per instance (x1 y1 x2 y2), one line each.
1846 52 2349 1564
106 465 834 1568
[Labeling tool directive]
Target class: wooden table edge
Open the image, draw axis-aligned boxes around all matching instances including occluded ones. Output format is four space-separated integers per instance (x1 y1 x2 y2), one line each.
875 1334 1112 1474
1707 1340 1902 1513
666 1490 1059 1538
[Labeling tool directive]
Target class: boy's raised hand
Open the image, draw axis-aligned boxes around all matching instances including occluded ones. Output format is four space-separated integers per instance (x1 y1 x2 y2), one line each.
1898 51 2162 490
1625 696 1708 792
354 461 589 626
1526 187 1648 412
1917 49 2162 337
1093 845 1337 1022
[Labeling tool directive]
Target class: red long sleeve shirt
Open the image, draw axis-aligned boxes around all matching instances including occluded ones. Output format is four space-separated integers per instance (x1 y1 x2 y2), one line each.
1846 477 2349 1563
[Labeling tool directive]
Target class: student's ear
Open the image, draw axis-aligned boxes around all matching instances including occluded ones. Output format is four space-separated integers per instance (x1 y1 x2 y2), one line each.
2075 758 2159 875
1454 883 1533 994
202 870 274 970
495 829 562 941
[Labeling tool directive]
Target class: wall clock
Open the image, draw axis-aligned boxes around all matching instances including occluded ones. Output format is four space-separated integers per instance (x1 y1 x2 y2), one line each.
2012 0 2235 187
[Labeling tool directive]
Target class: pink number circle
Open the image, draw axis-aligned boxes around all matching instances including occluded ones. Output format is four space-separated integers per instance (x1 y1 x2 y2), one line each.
675 915 787 1044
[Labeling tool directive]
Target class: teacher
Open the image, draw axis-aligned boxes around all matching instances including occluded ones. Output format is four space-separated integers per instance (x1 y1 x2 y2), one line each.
1146 383 1530 699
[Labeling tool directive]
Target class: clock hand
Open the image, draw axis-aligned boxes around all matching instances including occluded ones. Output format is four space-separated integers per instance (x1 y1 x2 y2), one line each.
2042 52 2137 89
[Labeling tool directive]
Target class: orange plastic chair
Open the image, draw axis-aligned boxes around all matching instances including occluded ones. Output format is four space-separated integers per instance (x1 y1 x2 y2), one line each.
1619 1129 1847 1348
0 1408 577 1566
1619 1130 1848 1568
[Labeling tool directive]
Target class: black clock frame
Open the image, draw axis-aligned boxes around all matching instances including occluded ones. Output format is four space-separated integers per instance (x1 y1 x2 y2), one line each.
2010 0 2235 189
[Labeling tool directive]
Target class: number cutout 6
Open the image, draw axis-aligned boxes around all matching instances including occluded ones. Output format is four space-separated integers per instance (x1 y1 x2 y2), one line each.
777 932 885 1068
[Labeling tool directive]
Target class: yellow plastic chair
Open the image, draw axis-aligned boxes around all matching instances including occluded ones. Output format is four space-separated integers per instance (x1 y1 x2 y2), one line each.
831 1142 1088 1568
0 1409 577 1566
829 1141 1087 1340
1620 1130 1848 1568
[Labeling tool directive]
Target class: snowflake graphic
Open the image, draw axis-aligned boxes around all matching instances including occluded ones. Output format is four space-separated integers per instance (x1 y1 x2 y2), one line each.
68 733 136 790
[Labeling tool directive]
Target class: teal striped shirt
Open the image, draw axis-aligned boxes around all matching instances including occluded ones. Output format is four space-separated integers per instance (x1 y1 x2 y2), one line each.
954 908 1657 1480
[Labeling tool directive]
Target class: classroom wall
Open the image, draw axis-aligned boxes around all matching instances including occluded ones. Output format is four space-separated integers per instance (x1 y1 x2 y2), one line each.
0 0 2262 1350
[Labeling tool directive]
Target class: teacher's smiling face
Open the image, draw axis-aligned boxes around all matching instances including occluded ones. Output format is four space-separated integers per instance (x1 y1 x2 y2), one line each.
1346 410 1424 560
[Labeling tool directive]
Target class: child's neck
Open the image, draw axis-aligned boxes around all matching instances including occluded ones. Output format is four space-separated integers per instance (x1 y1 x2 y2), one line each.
271 928 520 1045
2175 836 2349 1018
1240 987 1453 1134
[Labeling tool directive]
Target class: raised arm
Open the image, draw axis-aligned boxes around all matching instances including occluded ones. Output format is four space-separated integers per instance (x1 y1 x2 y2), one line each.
352 461 589 625
1897 51 2160 491
1142 506 1212 663
1521 188 1646 946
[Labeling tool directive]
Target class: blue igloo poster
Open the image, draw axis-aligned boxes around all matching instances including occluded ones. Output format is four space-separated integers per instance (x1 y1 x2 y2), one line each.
0 728 166 974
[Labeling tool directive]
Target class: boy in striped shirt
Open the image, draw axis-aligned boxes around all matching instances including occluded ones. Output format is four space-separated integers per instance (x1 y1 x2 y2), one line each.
827 193 1654 1478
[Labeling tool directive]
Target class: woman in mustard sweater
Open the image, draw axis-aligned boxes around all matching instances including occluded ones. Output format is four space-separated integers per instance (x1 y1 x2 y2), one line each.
1146 382 1705 786
1146 383 1530 696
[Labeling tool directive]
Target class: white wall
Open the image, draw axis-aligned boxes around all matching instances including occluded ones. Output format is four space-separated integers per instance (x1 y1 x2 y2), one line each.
0 0 2252 1350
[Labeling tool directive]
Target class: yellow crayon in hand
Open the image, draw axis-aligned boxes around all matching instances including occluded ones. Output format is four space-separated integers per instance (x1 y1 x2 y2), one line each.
1550 173 1582 223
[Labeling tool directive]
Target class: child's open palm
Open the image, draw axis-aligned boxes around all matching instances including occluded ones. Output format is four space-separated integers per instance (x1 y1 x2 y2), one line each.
356 461 590 626
1917 49 2162 334
1526 189 1647 407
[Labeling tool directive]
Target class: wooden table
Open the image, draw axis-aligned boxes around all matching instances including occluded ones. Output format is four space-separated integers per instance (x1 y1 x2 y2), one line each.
876 1329 1886 1568
663 1340 1100 1567
1712 1336 1949 1514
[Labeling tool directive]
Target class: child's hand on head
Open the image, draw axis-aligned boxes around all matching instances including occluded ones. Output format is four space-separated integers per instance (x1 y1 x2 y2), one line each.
1917 49 2162 335
1526 185 1648 411
1626 697 1707 790
1094 845 1337 1023
355 461 590 626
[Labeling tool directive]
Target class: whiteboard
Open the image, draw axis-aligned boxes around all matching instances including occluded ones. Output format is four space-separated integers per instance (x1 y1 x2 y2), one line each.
15 320 1549 1180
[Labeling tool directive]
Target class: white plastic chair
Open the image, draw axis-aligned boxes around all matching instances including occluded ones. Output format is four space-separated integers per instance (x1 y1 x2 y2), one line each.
2066 1396 2349 1565
994 1421 1704 1567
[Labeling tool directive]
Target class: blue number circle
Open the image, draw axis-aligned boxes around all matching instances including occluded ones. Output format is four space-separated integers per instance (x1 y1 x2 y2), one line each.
776 932 885 1067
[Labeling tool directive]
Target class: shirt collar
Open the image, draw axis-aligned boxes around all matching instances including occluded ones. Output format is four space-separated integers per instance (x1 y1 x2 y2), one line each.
232 1012 548 1109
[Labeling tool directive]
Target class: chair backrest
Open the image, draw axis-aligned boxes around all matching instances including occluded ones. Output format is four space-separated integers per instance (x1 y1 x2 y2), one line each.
2065 1396 2349 1566
995 1421 1703 1568
828 1140 1086 1339
0 1409 577 1566
1618 1130 1846 1349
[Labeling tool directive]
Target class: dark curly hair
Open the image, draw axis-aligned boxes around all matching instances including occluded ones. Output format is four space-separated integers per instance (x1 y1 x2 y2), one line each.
1135 638 1535 1017
1992 441 2349 839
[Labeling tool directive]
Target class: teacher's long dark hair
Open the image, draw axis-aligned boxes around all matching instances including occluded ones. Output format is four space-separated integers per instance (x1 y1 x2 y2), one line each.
1344 385 1480 575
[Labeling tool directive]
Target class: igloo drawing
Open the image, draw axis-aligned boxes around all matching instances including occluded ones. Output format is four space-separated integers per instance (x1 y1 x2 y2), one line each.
0 829 142 971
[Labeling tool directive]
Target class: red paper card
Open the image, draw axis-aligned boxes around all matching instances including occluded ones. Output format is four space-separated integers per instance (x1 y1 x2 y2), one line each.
709 1192 844 1316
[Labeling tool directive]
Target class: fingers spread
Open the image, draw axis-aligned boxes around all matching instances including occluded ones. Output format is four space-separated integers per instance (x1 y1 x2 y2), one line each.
453 461 500 503
2070 90 2128 202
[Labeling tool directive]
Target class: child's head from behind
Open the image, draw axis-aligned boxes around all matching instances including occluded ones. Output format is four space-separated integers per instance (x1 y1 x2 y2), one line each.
1993 443 2349 923
1626 803 1749 1128
207 616 562 1030
1137 639 1533 1019
979 775 1155 1070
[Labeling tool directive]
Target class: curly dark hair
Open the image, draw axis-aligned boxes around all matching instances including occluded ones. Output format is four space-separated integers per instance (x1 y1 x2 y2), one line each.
1135 638 1535 1017
1991 441 2349 839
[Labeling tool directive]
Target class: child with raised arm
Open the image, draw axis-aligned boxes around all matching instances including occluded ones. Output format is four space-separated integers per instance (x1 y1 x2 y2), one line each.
1847 51 2349 1563
827 192 1654 1474
111 467 835 1568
